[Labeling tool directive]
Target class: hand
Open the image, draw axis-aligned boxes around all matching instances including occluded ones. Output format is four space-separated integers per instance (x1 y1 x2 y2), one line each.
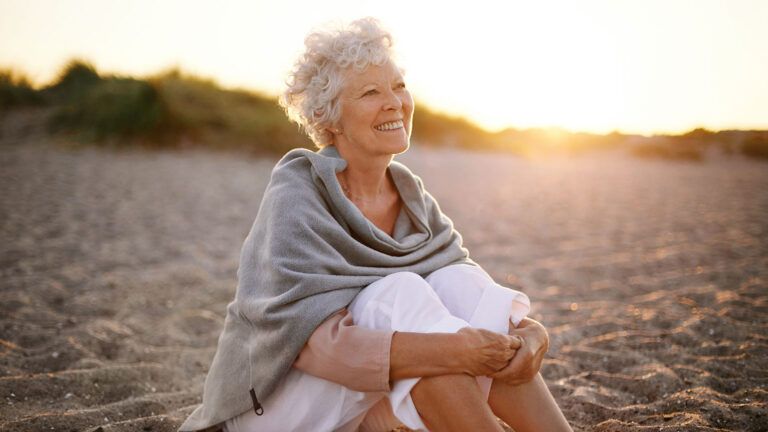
454 327 523 377
490 317 549 385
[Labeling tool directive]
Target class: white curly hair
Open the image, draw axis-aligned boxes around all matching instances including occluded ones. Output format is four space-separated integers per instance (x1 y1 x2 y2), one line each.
279 17 397 148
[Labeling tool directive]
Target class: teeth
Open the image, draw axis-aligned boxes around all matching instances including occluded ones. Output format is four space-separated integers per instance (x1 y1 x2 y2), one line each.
374 120 404 131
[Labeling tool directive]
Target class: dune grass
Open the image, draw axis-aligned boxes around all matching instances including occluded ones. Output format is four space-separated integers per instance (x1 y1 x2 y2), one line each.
151 69 311 153
40 60 311 153
1 59 767 160
0 69 44 111
49 73 165 141
741 134 768 159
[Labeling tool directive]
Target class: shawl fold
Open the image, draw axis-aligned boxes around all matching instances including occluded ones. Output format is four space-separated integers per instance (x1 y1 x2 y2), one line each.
179 145 476 431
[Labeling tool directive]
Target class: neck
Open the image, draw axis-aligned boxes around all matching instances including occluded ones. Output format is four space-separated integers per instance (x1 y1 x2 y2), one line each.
333 145 394 203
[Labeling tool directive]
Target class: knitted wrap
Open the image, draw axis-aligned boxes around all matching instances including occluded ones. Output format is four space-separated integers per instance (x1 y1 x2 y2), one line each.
179 145 475 431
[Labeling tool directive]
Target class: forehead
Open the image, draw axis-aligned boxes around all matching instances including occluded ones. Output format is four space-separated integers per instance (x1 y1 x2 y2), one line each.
342 62 404 89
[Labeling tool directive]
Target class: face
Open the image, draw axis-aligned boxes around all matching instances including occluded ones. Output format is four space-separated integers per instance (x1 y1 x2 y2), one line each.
332 61 414 158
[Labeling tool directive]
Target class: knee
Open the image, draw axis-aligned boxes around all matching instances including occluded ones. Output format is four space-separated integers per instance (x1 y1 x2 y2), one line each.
385 271 427 287
374 272 451 319
427 264 487 298
427 264 489 286
385 271 439 302
351 271 453 332
353 271 438 315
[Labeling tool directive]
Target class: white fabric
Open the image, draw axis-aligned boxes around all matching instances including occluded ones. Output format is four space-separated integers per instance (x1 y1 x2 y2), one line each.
224 264 530 432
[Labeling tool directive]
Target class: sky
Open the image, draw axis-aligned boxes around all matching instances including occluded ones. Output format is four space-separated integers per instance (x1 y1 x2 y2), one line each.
1 0 766 135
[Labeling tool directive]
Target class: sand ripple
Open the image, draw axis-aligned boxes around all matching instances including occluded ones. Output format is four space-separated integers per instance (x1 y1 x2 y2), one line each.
1 136 766 431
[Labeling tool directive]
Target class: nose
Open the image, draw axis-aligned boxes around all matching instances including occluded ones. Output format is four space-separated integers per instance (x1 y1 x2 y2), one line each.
383 88 403 111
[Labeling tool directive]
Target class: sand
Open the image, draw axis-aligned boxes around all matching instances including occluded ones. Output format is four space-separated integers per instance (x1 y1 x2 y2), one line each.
1 123 766 431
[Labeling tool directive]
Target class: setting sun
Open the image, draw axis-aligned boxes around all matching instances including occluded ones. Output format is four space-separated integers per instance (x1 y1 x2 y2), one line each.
1 0 767 135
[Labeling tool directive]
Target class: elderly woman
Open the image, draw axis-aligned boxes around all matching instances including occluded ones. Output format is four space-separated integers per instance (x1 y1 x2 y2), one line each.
180 18 571 432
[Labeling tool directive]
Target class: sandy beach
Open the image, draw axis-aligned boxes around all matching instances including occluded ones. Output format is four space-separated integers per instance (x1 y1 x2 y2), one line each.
1 126 766 430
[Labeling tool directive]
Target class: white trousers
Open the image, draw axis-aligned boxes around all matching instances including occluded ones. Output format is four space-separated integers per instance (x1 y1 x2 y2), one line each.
224 264 531 432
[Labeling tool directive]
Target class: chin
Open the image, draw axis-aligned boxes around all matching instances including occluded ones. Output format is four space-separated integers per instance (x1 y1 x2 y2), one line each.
371 134 409 156
389 139 409 155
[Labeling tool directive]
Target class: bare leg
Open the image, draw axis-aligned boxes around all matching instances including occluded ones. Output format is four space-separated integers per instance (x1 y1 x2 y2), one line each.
488 373 572 432
411 374 504 432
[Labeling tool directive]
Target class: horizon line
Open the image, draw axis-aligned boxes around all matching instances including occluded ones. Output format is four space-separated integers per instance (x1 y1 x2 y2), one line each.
3 59 767 138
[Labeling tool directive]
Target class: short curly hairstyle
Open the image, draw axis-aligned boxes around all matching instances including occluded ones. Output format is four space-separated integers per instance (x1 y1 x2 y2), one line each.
279 17 396 148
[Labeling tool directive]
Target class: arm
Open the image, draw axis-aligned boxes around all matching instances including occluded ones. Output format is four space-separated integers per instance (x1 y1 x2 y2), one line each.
293 309 393 392
490 317 550 385
390 327 522 381
294 309 522 392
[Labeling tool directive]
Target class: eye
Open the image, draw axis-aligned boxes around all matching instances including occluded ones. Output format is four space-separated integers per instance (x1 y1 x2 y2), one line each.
396 82 406 90
363 89 378 96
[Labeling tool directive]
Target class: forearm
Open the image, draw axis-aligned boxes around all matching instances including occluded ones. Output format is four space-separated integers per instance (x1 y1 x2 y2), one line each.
389 331 465 381
510 316 528 333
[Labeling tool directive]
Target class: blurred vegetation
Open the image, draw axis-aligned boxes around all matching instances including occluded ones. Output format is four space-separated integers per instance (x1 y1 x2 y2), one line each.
49 70 165 140
629 128 768 161
630 139 705 161
0 69 44 111
152 69 311 153
740 133 768 159
1 59 767 161
413 107 498 150
3 59 311 153
46 59 102 103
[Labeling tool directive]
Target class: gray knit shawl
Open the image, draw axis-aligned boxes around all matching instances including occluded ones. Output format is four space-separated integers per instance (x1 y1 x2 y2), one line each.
179 145 476 431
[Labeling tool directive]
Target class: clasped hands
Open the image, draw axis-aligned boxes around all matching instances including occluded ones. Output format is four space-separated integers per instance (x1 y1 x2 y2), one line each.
454 317 549 385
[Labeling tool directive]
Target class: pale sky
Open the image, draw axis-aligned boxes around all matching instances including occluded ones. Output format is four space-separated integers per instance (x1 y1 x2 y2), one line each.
1 0 766 135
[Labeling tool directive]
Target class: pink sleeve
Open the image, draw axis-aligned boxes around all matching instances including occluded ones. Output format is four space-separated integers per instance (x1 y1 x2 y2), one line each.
293 308 393 393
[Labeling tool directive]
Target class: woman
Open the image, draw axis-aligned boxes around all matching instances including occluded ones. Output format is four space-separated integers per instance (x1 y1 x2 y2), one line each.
180 18 571 432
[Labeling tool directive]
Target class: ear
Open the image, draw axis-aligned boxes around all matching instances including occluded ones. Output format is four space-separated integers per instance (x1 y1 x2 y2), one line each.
326 126 343 135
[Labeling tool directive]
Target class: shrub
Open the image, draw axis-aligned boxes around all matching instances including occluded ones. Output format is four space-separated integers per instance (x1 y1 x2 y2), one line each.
741 134 768 159
0 70 43 111
412 105 496 150
46 59 102 103
630 140 703 161
50 77 166 141
152 70 311 153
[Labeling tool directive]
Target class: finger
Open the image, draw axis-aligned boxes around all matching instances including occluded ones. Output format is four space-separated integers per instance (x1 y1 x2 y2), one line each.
492 345 530 380
490 356 524 380
491 348 516 367
489 361 507 372
488 352 514 370
492 352 512 366
508 335 523 349
499 364 535 385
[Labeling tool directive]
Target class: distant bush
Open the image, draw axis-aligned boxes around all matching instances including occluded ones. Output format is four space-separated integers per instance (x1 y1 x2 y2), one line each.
5 58 768 159
631 140 703 161
492 128 623 156
39 62 312 151
681 127 716 141
46 59 102 103
152 69 311 153
0 70 43 111
741 134 768 159
413 106 499 150
50 77 166 141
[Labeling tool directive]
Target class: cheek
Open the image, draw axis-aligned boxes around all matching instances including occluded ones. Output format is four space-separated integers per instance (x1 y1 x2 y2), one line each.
349 102 380 128
403 94 415 116
339 108 366 132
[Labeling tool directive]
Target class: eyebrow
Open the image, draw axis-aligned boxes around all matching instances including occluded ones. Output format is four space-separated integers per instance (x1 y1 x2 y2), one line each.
355 78 405 92
356 83 377 91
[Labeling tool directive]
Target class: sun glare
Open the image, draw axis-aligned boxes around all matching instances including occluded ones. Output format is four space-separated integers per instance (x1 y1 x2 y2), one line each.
1 0 766 135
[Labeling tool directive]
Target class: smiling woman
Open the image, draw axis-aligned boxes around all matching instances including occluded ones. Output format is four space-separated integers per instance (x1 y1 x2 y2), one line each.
179 17 571 432
331 61 412 230
335 62 412 155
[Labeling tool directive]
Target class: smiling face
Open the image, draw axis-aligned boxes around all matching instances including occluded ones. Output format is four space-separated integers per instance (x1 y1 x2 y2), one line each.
332 61 414 158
